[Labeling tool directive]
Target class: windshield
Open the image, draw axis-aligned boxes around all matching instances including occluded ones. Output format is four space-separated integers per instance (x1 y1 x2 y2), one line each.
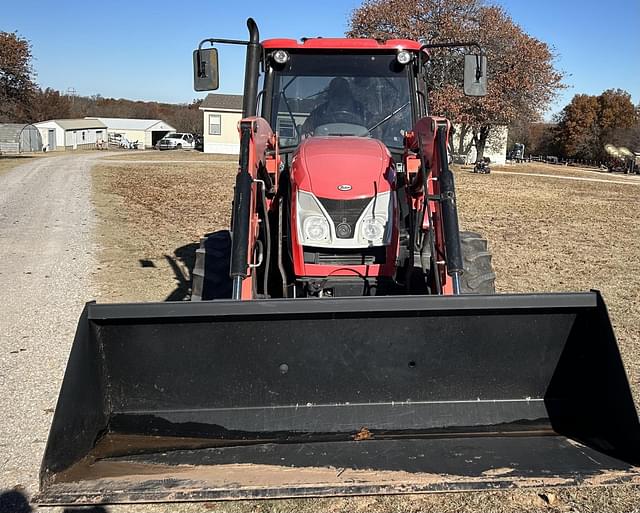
270 52 413 150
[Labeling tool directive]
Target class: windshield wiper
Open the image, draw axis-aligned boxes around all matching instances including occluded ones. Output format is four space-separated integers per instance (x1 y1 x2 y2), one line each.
279 91 301 141
367 101 410 133
278 77 302 142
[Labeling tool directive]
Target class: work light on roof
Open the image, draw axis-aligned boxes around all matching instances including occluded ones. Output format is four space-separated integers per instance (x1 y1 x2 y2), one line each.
273 50 290 64
396 50 412 65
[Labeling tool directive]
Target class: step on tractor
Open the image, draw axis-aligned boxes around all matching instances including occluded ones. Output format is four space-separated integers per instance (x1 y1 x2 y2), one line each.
37 19 640 507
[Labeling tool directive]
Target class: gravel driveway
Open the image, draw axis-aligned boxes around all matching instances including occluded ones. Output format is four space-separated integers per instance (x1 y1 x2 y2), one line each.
0 153 102 503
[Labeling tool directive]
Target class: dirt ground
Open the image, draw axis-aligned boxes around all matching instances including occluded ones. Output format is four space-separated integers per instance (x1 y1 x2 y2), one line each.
90 156 640 512
0 150 116 176
0 153 56 175
0 151 107 511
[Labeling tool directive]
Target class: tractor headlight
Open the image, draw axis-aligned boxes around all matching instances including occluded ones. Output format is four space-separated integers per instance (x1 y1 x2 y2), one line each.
361 217 385 241
357 191 392 246
297 190 332 245
303 216 330 242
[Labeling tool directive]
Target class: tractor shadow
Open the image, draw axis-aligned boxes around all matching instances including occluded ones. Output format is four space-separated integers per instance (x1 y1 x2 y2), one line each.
0 490 31 513
0 488 109 513
164 242 198 302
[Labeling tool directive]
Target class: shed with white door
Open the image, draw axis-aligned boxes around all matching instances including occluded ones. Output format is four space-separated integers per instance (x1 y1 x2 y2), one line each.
35 119 108 151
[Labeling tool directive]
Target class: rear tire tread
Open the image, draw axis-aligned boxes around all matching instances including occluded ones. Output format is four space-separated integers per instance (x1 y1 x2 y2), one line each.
459 231 496 294
191 230 232 300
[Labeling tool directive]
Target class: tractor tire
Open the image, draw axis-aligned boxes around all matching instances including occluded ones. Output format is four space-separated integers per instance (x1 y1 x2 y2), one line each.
191 230 233 301
459 231 496 294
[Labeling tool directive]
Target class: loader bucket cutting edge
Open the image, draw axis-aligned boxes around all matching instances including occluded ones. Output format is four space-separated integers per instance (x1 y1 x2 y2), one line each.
37 291 640 505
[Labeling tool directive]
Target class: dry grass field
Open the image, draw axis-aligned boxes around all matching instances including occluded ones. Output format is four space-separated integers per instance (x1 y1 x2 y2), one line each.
93 156 237 302
0 156 25 175
103 149 237 161
91 155 640 513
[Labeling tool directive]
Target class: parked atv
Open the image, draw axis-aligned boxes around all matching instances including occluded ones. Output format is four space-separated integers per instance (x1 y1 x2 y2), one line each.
473 156 491 174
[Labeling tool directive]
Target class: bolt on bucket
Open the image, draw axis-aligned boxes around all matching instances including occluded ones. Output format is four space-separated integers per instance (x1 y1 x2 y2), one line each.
37 291 640 506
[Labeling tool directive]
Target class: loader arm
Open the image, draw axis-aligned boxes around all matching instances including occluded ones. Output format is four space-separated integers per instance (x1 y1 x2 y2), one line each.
405 116 463 294
229 117 276 299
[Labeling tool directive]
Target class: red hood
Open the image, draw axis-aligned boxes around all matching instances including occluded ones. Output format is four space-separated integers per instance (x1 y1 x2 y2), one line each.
291 137 393 199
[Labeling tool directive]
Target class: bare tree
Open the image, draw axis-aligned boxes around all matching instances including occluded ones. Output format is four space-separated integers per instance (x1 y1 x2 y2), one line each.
348 0 565 160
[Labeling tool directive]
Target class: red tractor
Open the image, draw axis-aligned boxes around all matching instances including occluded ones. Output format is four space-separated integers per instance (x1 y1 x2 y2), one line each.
37 18 640 508
192 20 493 301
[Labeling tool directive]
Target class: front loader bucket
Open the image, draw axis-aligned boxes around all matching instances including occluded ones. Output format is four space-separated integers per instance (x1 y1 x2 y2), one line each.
38 291 640 506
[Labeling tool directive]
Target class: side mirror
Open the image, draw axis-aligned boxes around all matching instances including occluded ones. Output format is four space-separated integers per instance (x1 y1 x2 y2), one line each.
464 54 487 97
193 48 219 91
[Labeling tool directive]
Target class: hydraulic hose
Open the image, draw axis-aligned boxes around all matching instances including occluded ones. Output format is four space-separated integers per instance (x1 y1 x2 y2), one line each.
436 124 463 294
230 124 253 299
417 133 441 295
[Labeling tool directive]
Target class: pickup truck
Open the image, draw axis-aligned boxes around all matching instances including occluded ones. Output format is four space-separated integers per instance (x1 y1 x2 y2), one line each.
156 132 195 150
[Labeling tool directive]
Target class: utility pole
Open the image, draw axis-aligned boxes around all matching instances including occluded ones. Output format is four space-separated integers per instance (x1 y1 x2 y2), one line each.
66 87 77 104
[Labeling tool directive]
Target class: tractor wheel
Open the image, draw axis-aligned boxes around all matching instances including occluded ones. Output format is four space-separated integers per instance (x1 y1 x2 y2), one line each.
191 230 233 300
459 231 496 294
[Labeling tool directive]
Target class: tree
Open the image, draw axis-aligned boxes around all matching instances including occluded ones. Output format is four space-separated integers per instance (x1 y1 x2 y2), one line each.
164 99 204 134
597 89 636 154
507 119 561 157
556 94 599 159
0 32 37 122
556 89 637 160
348 0 564 159
610 102 640 151
29 87 72 121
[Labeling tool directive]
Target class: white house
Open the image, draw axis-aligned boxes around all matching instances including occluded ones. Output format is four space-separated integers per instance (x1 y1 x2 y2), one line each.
200 94 243 154
84 117 175 149
35 119 108 151
451 124 509 165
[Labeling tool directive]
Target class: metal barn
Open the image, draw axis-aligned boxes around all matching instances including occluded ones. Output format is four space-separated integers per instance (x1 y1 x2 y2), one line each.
84 117 176 149
0 124 43 154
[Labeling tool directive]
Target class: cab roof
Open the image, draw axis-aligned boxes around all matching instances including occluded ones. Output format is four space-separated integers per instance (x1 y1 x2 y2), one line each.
262 38 424 52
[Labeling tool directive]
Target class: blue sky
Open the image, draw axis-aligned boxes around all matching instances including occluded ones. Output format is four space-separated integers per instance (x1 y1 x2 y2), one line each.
2 0 638 117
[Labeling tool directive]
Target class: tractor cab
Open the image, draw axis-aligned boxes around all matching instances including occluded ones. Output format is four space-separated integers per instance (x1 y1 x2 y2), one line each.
260 39 426 158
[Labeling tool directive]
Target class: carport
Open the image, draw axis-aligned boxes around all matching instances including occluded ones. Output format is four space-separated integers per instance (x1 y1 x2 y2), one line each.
84 117 176 149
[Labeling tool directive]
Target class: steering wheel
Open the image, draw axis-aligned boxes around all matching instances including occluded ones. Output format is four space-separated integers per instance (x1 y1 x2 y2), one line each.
324 109 365 126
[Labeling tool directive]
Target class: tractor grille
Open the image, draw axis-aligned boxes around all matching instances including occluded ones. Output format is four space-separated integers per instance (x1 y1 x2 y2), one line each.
318 197 371 239
304 247 386 266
